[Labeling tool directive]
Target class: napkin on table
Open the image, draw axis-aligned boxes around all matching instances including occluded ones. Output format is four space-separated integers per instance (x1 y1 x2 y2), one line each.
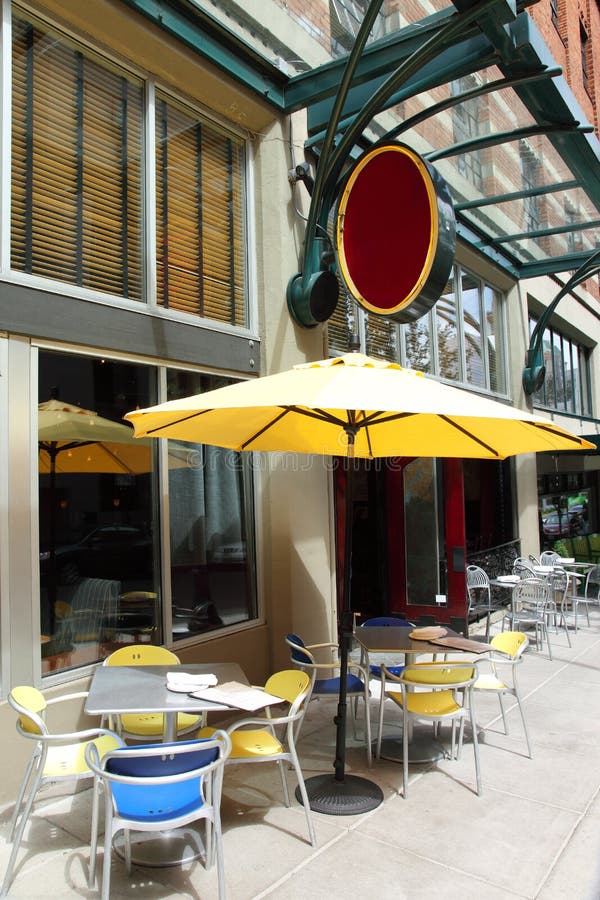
497 575 519 583
166 671 218 690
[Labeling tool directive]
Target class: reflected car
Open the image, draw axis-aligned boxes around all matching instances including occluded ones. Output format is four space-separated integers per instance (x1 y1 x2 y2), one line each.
40 525 153 583
542 512 583 539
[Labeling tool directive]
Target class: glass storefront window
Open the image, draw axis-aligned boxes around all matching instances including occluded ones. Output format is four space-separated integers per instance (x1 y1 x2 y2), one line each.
166 370 257 643
38 351 158 675
404 458 439 606
436 274 460 381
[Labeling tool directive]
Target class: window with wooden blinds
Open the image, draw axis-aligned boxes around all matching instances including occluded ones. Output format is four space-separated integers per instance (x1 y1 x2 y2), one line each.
11 16 144 299
155 94 246 325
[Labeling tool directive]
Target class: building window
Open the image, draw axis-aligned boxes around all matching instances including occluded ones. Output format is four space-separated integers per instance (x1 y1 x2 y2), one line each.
38 349 257 676
530 316 591 416
451 78 484 192
329 265 506 395
155 94 247 324
550 0 559 30
12 15 144 299
580 21 589 92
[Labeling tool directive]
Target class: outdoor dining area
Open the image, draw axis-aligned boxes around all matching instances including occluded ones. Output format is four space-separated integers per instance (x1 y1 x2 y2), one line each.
2 575 600 899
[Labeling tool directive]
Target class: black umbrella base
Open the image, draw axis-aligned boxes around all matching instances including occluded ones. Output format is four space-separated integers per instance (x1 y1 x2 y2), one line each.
295 774 384 815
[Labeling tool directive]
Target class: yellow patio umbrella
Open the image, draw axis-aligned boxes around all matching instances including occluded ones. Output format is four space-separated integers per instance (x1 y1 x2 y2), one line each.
125 353 594 814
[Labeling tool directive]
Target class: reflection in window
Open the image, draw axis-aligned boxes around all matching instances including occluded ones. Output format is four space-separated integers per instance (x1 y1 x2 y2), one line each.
166 370 257 643
404 458 439 606
38 351 158 675
436 274 460 381
451 77 484 192
404 314 432 373
531 315 591 416
462 271 484 387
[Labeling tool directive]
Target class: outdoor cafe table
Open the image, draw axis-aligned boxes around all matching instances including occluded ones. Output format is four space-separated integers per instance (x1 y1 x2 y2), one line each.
353 626 491 763
85 661 249 867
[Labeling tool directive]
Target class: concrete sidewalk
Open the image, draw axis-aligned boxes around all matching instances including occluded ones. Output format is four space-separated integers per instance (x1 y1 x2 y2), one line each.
1 608 600 899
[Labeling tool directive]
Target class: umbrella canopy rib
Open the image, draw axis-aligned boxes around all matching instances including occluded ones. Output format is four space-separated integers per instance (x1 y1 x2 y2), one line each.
439 416 500 457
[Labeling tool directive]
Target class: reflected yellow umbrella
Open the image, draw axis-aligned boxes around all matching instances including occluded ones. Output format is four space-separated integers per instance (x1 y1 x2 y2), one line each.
125 353 594 814
38 399 153 475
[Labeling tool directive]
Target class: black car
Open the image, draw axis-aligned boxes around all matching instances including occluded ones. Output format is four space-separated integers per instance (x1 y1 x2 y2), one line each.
40 525 153 583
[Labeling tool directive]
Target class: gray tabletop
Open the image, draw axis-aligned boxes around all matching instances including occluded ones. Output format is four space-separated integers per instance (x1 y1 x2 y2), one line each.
354 625 462 655
85 662 248 717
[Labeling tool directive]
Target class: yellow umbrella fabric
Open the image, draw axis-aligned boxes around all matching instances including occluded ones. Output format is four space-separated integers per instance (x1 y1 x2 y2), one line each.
125 353 594 459
39 399 153 475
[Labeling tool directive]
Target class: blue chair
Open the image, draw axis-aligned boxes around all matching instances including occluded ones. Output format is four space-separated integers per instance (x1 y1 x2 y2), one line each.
285 633 372 765
85 733 231 900
359 615 415 679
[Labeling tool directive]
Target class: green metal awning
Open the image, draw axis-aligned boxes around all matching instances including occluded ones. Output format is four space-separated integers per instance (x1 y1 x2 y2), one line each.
124 0 600 280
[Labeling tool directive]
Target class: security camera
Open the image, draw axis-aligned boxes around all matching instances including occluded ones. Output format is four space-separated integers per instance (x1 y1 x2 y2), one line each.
288 161 314 195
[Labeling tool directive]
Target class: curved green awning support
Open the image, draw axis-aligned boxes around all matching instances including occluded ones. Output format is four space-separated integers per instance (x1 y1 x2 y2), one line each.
523 249 600 395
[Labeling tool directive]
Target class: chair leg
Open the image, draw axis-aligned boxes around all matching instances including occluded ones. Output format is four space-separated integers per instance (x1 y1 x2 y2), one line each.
213 811 226 900
363 688 372 767
515 693 533 759
88 776 101 888
9 754 38 842
289 747 317 847
276 758 291 807
376 692 385 759
101 821 114 900
402 710 409 798
497 694 509 734
0 761 45 897
468 696 482 796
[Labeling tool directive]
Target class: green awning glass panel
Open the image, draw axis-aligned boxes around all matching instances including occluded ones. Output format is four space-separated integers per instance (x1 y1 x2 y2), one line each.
130 0 600 279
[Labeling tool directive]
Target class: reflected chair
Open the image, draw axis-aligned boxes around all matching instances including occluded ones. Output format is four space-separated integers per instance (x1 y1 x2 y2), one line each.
503 578 554 659
1 685 122 898
285 633 372 765
86 733 231 900
585 564 600 606
103 644 202 740
200 669 316 847
473 632 532 757
376 661 481 798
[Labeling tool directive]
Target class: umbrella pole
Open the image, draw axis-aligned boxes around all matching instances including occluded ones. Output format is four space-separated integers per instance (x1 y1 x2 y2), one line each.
296 432 383 815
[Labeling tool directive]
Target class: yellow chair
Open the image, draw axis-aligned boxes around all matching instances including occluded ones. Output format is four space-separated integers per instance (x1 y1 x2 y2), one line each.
1 685 122 897
103 644 202 740
377 661 481 798
473 631 532 757
199 669 317 847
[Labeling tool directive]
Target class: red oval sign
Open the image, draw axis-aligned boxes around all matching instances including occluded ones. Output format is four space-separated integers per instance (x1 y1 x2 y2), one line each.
335 143 455 323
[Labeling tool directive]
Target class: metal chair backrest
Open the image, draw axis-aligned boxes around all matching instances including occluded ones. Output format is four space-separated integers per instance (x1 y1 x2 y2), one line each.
512 577 549 612
585 564 600 599
513 558 536 580
466 565 490 591
285 633 315 667
540 550 560 566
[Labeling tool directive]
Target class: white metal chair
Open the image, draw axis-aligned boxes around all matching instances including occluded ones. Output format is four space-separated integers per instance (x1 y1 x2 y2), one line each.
473 631 532 757
1 685 122 898
503 578 554 659
377 661 482 798
540 550 560 566
513 557 537 580
285 633 372 765
86 733 231 900
466 565 497 641
200 669 316 847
